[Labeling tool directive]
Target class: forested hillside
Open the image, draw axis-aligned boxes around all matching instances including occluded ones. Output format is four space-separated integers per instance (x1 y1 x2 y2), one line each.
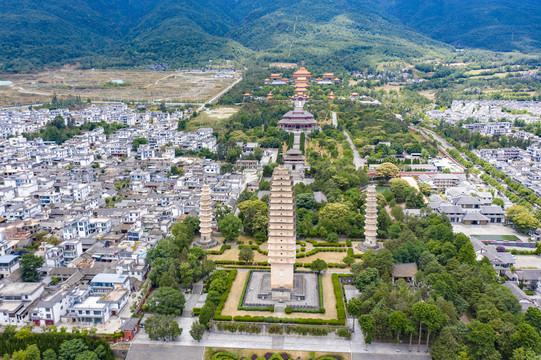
0 0 539 72
381 0 541 52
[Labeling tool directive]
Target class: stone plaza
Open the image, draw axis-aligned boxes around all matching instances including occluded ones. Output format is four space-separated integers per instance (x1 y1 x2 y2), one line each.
241 271 320 310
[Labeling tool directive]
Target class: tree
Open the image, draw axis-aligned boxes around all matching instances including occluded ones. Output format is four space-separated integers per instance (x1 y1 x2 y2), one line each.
342 255 355 266
466 321 496 360
457 241 476 265
359 314 376 351
346 297 363 317
493 198 505 208
326 232 339 243
509 323 541 354
43 349 58 360
75 352 98 360
355 267 380 291
145 315 182 341
412 302 430 352
218 214 242 242
525 307 541 333
296 193 316 209
214 203 231 223
512 211 540 233
20 253 44 282
419 183 432 196
59 339 88 360
170 165 183 176
132 137 148 151
190 320 206 342
512 347 541 360
376 162 399 179
389 311 407 352
253 147 264 161
198 304 214 326
146 287 186 316
318 202 353 234
310 259 328 274
239 247 254 264
391 205 404 221
430 326 460 360
220 163 235 174
424 305 446 352
237 200 268 236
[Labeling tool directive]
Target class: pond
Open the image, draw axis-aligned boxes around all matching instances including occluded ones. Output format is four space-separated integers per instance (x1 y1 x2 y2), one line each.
376 186 391 194
472 235 521 241
0 81 13 86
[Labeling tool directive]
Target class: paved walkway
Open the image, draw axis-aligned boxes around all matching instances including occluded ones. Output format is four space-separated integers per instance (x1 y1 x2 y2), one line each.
332 112 363 170
293 132 301 150
129 282 431 360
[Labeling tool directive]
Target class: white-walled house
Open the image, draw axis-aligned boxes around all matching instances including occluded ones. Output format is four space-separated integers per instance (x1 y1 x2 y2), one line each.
0 283 45 326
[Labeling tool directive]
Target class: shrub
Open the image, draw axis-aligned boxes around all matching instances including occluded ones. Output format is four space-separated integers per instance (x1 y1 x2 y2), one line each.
337 327 351 339
284 307 293 314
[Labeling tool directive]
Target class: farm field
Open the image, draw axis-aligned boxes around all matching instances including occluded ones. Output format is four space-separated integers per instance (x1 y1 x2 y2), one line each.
0 68 240 106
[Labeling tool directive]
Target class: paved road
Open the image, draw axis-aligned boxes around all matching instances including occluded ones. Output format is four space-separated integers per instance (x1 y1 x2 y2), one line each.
127 344 204 360
333 112 363 170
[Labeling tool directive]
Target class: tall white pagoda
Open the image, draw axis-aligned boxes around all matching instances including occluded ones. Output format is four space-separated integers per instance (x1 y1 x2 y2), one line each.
361 185 379 249
267 166 296 295
195 184 216 248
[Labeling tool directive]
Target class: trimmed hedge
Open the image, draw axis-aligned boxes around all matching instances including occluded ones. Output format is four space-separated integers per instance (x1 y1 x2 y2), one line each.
297 248 346 258
212 270 237 321
332 273 346 325
207 245 232 255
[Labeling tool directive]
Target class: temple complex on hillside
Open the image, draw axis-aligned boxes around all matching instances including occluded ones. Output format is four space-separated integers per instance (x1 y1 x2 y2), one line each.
292 66 312 81
278 100 318 132
268 166 296 294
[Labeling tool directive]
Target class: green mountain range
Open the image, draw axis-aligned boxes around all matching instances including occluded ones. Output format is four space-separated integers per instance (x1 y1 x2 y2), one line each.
0 0 539 72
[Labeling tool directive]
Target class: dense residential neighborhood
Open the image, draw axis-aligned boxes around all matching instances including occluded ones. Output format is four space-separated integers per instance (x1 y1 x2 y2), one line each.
0 102 262 335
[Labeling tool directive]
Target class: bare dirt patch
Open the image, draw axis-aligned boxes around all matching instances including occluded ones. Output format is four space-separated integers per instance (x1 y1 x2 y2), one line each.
0 69 240 106
296 252 348 264
221 272 338 320
207 248 268 263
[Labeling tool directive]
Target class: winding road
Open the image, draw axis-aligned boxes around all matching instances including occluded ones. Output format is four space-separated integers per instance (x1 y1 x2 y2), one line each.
332 111 364 170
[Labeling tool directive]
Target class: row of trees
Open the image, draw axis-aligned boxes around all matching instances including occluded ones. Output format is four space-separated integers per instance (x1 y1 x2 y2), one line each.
348 213 540 360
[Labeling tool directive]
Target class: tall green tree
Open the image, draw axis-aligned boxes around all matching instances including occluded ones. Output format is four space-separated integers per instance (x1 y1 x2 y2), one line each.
20 253 44 282
218 214 242 242
145 287 186 316
359 314 376 351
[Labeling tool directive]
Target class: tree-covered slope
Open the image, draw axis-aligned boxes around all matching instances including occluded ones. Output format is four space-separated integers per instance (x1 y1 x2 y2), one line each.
229 0 450 70
380 0 541 52
1 0 538 72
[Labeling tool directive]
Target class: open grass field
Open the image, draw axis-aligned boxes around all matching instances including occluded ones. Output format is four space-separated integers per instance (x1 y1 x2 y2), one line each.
0 68 240 106
221 272 338 320
204 348 349 360
185 106 240 133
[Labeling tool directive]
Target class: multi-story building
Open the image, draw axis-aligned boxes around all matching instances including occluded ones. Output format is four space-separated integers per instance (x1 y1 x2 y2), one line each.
0 283 45 326
0 255 20 277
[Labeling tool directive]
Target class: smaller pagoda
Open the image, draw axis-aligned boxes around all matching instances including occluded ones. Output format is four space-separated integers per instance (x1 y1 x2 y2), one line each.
359 185 381 251
194 184 217 248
